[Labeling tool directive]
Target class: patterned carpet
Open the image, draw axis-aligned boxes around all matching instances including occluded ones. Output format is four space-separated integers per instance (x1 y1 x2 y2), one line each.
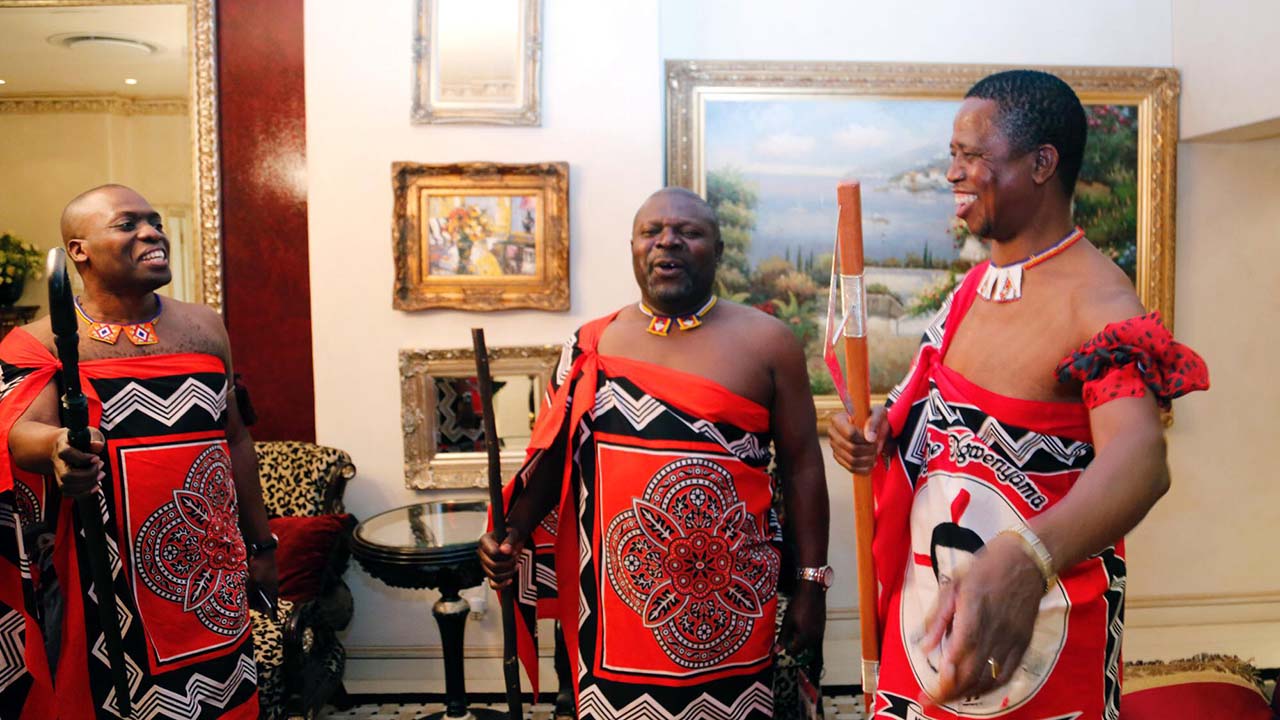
321 693 868 719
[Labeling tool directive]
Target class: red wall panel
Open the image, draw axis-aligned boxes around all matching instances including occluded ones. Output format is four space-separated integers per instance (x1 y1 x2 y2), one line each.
217 0 315 441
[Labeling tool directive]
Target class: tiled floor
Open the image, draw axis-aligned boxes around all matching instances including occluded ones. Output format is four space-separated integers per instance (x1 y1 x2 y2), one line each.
321 693 868 719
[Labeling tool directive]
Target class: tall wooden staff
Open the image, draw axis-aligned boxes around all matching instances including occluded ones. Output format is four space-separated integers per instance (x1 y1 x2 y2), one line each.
836 182 879 711
472 328 523 720
47 248 132 717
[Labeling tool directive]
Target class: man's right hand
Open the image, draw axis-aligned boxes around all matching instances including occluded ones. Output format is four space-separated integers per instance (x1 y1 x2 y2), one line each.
478 528 525 590
827 406 890 475
51 427 105 498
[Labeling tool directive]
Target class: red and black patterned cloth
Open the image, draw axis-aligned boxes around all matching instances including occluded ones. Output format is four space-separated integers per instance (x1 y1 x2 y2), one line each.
502 312 781 719
869 265 1208 720
1056 311 1209 410
0 328 258 719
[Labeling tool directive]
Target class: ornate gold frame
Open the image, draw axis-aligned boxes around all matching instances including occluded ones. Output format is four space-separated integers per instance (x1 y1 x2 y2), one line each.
401 344 561 490
392 161 570 312
666 60 1179 429
411 0 542 126
0 0 223 312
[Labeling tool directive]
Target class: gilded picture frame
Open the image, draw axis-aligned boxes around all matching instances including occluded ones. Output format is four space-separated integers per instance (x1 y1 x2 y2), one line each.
401 344 561 490
392 161 570 311
412 0 542 126
665 60 1179 430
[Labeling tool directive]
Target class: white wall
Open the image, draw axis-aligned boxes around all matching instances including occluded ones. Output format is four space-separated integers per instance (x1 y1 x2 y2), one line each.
305 0 662 693
306 0 1278 695
1173 0 1280 139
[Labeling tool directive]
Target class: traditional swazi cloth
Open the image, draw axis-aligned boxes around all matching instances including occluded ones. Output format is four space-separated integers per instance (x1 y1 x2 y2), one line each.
0 328 258 719
869 266 1208 720
502 311 781 720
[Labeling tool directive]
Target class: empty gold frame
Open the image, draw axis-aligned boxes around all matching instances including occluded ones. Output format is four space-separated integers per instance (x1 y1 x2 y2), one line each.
412 0 542 125
401 344 561 489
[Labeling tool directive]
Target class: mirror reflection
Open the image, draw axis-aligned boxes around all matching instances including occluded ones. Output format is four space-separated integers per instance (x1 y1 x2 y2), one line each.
0 2 206 309
433 0 523 107
432 374 535 454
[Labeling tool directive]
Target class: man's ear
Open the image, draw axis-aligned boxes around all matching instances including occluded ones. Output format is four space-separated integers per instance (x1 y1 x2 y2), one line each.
66 238 89 263
1031 145 1060 186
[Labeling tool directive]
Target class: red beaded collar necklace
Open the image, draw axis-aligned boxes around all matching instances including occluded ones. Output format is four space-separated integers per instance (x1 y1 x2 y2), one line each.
638 296 717 337
74 295 162 345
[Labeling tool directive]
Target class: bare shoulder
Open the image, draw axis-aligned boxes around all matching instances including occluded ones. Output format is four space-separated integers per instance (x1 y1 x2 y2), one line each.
163 297 231 360
18 315 54 348
1067 243 1146 341
718 300 804 360
166 297 225 334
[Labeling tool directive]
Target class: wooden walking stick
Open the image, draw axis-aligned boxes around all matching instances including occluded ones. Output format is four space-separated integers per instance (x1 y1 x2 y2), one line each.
836 182 879 711
472 328 523 720
47 248 132 717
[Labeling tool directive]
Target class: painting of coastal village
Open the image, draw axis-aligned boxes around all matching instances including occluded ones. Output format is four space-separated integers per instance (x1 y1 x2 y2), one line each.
702 97 1139 395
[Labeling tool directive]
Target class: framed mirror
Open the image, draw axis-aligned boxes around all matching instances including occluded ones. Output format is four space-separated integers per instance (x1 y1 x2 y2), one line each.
401 344 560 489
0 0 222 311
412 0 542 126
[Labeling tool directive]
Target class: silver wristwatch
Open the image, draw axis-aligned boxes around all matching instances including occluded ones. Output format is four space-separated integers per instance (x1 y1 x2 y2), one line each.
796 565 834 589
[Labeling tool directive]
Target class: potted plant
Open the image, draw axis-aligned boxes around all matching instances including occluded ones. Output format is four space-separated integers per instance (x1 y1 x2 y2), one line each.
0 232 42 306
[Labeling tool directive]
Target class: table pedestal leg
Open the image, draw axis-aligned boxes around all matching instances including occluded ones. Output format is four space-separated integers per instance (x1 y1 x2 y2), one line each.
426 589 508 720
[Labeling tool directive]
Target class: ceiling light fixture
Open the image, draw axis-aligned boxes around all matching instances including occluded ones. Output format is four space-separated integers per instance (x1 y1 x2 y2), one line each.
125 78 139 85
52 34 157 55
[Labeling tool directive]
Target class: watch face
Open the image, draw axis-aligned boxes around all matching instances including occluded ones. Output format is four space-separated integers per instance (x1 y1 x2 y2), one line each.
818 567 833 588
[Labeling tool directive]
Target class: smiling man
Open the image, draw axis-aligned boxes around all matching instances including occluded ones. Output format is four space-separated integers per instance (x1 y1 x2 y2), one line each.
828 71 1209 719
478 188 830 719
0 184 271 718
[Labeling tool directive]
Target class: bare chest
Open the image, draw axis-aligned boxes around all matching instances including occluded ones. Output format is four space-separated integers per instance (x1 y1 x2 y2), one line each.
597 322 773 407
943 296 1082 403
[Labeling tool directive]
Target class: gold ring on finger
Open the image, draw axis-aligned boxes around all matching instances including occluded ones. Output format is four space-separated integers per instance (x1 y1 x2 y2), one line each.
987 657 1000 679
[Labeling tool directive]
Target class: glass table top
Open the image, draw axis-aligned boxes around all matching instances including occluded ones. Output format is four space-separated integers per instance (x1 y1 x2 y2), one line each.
354 499 490 553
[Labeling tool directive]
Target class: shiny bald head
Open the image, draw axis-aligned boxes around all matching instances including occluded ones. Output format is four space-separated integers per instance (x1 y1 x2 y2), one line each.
60 184 172 292
60 184 137 243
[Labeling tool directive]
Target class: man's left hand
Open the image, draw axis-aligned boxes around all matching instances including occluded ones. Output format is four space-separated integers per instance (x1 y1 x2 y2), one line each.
778 583 826 660
248 552 280 620
919 533 1045 704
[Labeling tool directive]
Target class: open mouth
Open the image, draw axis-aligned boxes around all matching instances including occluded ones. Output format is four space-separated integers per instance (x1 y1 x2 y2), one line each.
138 248 168 267
953 192 977 218
652 258 685 277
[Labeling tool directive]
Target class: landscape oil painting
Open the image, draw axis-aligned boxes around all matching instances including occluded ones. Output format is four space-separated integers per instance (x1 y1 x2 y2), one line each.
701 96 1140 398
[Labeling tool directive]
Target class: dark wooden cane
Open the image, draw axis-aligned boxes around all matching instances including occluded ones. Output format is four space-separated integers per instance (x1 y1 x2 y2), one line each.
47 248 132 717
472 328 523 720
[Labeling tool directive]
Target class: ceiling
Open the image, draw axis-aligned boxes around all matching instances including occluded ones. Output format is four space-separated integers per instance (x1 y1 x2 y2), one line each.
0 4 188 97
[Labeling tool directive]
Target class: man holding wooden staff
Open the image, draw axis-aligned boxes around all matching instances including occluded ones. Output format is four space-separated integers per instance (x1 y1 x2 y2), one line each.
479 187 829 719
829 70 1208 719
0 185 270 718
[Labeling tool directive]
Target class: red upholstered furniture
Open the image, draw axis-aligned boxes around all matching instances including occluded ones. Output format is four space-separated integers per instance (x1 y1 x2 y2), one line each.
1121 655 1275 719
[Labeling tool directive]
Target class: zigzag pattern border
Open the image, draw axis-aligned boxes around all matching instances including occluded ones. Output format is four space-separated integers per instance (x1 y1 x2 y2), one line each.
104 652 256 720
577 681 772 720
0 609 26 694
101 378 227 431
592 381 768 464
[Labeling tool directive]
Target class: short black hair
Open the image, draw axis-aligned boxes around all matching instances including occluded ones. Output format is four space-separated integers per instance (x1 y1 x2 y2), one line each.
965 70 1088 196
929 522 985 575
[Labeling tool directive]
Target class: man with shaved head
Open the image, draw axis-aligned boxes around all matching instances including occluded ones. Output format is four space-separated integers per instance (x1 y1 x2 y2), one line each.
0 185 270 717
478 188 830 719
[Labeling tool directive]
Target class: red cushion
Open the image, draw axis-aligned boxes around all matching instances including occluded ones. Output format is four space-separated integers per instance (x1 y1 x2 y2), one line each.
1121 673 1273 719
268 513 355 602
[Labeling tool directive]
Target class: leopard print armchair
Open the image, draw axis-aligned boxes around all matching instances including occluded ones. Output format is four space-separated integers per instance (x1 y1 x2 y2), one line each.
251 441 357 720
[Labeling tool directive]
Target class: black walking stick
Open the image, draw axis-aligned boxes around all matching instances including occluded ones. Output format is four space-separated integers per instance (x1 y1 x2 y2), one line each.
472 328 523 720
47 248 132 717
